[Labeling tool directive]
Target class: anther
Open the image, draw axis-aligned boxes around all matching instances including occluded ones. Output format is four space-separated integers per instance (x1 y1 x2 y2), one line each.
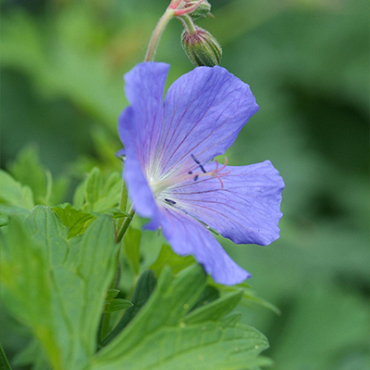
164 198 176 205
194 175 199 181
191 154 200 164
191 154 207 173
188 171 193 175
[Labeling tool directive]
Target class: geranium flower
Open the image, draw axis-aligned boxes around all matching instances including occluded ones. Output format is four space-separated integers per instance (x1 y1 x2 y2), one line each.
118 62 284 285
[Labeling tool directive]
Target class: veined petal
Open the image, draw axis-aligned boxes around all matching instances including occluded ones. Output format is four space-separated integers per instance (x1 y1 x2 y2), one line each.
154 66 259 178
121 62 169 170
159 206 250 285
167 161 284 246
118 107 160 227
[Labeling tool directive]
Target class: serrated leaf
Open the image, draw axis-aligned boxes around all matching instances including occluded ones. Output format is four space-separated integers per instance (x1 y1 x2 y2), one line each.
104 299 133 313
52 203 96 238
0 170 34 209
7 145 69 205
190 285 220 311
73 169 122 212
0 207 118 370
93 265 269 370
184 290 243 325
150 243 196 276
210 280 280 315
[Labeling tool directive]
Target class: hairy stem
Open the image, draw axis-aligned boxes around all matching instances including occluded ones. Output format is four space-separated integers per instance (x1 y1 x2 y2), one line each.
145 7 175 61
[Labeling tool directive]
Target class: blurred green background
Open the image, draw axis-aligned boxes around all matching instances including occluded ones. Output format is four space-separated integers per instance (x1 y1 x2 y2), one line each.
1 0 369 369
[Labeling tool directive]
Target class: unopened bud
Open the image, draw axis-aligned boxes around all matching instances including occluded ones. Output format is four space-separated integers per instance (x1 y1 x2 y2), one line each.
184 0 212 19
181 26 222 67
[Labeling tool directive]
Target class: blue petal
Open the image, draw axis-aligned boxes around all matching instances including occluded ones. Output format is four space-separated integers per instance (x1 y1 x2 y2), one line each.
118 107 160 227
155 66 259 177
168 161 285 246
159 206 250 285
119 62 169 170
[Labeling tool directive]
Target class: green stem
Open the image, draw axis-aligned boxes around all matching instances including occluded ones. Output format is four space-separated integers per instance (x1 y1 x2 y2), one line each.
119 180 128 213
0 344 11 370
145 7 175 61
180 14 197 34
116 207 135 244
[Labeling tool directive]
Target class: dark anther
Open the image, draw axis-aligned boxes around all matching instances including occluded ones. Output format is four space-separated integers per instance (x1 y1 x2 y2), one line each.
188 171 193 175
191 154 200 164
164 198 176 205
194 175 199 181
191 154 206 173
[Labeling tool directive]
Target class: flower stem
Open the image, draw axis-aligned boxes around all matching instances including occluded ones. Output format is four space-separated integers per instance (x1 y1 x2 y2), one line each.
180 14 197 34
145 7 175 61
116 207 135 243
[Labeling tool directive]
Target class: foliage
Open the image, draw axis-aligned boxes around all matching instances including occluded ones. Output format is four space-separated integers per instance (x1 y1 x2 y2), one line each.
0 0 368 369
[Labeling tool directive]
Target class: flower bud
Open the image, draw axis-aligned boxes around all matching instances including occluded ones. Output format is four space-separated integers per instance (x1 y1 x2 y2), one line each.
184 0 212 19
181 26 222 67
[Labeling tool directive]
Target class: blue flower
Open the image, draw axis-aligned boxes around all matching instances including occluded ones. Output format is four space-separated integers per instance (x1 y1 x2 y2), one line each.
118 62 284 285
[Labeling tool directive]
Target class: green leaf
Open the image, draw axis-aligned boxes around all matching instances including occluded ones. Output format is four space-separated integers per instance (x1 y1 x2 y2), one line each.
101 270 157 346
85 167 102 209
210 280 281 315
106 289 120 301
52 203 96 238
93 265 270 370
184 290 243 325
12 338 48 370
0 343 12 370
7 145 69 205
190 285 220 311
104 299 133 313
0 207 118 370
150 243 196 277
73 169 122 212
0 170 34 209
123 227 141 276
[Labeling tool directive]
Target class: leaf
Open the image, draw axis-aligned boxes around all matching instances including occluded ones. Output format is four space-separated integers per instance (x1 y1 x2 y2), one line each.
0 207 118 370
103 299 133 313
123 227 141 276
210 280 281 315
85 167 102 209
190 285 220 311
7 145 69 205
101 270 157 346
52 203 96 238
92 265 270 370
0 343 12 370
184 290 243 325
150 243 196 277
0 170 34 210
106 289 120 301
73 169 122 212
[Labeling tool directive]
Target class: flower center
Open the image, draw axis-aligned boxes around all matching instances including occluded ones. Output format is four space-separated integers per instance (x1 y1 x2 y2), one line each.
148 155 229 202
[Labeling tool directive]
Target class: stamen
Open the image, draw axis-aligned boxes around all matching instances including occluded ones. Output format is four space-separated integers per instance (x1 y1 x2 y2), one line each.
209 157 229 189
191 154 200 164
188 171 193 174
191 154 207 173
194 175 199 181
164 198 176 205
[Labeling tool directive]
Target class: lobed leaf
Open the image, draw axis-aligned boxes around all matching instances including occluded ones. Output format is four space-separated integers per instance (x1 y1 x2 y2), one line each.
92 265 270 370
0 207 118 370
